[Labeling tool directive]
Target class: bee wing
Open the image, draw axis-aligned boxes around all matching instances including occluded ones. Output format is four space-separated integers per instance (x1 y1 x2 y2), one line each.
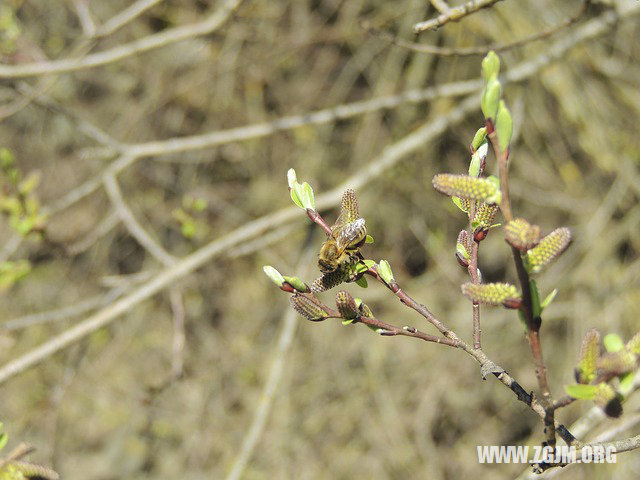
330 189 360 231
334 218 366 251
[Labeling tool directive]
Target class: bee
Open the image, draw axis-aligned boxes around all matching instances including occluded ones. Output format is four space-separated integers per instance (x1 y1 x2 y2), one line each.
318 190 367 273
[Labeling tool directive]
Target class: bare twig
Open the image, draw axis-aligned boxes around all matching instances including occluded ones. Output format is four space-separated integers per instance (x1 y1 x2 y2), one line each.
366 1 589 57
469 239 481 350
66 210 121 255
1 286 126 331
72 0 97 37
0 0 243 79
103 172 177 266
430 0 452 15
95 0 164 38
414 0 505 33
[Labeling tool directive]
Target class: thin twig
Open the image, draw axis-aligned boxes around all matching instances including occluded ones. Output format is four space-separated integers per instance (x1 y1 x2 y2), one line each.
72 0 97 37
366 1 589 57
363 265 578 446
95 0 164 38
469 239 481 350
414 0 505 33
103 172 177 266
0 0 243 79
1 286 126 331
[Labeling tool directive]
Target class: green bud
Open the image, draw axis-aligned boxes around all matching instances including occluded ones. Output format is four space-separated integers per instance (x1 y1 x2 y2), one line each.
481 78 501 120
287 168 297 189
481 51 500 82
471 127 488 151
495 100 513 152
263 265 285 287
287 169 315 210
282 275 309 292
603 333 624 353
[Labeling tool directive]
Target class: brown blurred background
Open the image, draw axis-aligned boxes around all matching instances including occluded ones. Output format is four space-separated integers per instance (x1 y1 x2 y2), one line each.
0 0 639 478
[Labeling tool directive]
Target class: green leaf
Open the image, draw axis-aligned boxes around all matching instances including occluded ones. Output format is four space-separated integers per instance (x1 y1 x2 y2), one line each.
287 169 315 210
451 196 469 213
495 100 513 152
287 168 297 189
300 182 315 209
565 384 598 400
0 432 7 451
342 319 354 325
530 279 541 318
481 51 500 82
456 242 470 261
540 289 558 311
355 276 368 288
289 187 304 209
365 235 374 244
619 372 635 396
603 333 625 353
354 260 374 274
481 78 501 120
377 260 394 284
263 265 285 286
